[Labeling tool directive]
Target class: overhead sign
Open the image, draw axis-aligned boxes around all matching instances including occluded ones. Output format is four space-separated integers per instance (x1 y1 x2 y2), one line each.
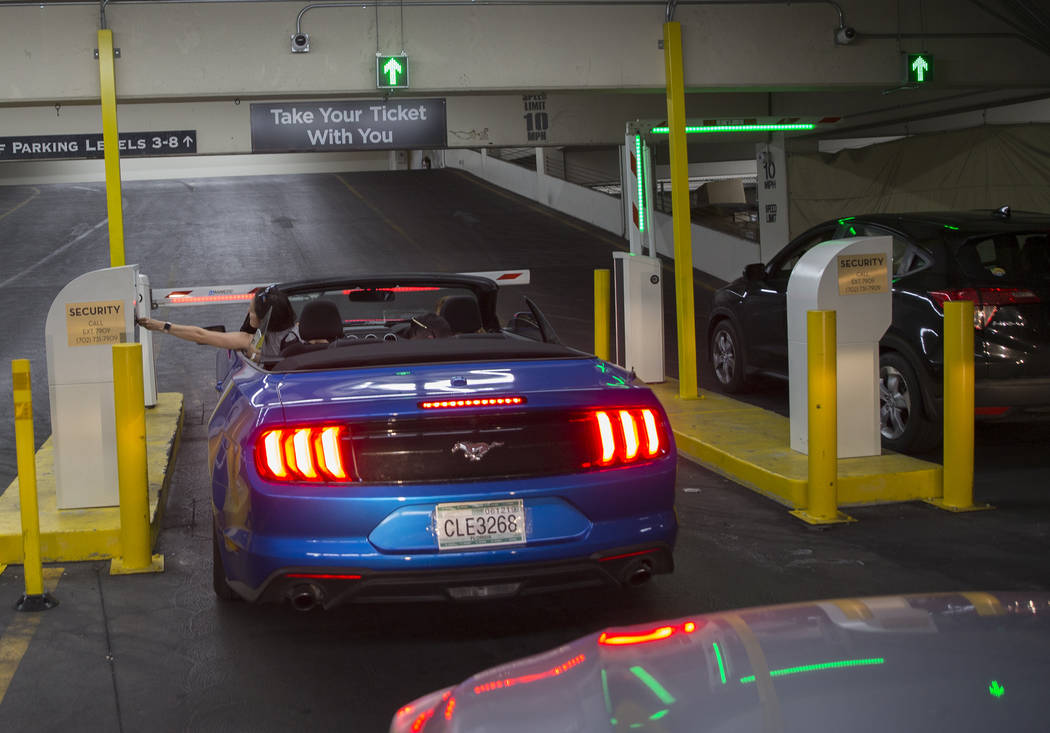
65 300 126 347
907 54 933 84
377 54 409 89
0 131 196 161
250 99 446 152
837 253 889 296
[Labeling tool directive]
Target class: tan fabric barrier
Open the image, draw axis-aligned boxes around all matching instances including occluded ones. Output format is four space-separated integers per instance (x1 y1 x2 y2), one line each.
788 124 1050 237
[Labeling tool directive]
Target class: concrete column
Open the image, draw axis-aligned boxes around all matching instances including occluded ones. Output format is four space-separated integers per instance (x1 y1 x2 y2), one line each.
757 134 790 262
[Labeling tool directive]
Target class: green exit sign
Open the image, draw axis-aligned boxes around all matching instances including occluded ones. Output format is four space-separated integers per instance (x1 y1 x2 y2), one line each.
906 53 933 84
376 54 409 89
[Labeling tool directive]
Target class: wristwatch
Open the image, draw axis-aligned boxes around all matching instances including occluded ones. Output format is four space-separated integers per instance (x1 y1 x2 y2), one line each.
163 322 172 332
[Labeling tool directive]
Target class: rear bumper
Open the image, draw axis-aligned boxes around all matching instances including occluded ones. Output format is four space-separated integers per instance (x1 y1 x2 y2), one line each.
243 543 674 607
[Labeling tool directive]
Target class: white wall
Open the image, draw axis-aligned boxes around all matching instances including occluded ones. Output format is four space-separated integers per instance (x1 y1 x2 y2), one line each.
448 148 757 282
3 1 1046 104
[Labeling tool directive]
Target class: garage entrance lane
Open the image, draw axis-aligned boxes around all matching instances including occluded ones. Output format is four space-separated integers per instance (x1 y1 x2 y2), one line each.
0 170 1047 731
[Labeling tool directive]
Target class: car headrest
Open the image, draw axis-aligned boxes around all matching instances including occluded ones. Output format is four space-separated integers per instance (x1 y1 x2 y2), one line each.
437 295 483 334
298 299 344 342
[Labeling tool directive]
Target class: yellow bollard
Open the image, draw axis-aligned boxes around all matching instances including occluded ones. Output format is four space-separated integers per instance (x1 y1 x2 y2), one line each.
928 300 992 512
594 269 611 361
663 22 698 401
97 29 127 268
11 360 58 611
790 311 854 525
110 344 164 574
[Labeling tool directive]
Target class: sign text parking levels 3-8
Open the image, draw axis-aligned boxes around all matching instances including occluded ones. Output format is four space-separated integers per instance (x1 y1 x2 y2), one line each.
250 99 446 153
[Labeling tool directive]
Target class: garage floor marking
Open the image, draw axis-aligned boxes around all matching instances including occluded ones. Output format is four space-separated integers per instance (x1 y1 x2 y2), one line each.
0 567 64 704
0 218 107 291
0 187 40 223
334 174 422 253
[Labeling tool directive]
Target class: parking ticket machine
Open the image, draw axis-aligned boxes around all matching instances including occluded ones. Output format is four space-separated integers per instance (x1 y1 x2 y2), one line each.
45 264 157 509
786 237 892 458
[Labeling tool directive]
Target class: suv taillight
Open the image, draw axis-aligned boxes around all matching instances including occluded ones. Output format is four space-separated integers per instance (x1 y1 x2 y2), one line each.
592 409 665 466
929 287 1040 329
255 425 354 482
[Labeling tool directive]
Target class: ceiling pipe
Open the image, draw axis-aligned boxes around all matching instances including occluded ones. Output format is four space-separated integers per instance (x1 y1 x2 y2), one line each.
290 0 846 40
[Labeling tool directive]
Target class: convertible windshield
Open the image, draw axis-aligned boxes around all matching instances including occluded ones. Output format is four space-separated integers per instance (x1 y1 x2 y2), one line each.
288 284 482 327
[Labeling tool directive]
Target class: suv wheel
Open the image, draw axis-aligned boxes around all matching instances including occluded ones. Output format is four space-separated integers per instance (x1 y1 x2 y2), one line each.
710 320 747 393
879 351 940 454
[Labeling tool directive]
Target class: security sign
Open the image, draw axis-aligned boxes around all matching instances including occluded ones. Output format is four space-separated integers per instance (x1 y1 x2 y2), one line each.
66 300 126 347
837 253 889 296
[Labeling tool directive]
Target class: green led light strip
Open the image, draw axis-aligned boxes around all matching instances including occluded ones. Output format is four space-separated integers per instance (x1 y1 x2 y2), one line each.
712 643 727 684
649 124 816 134
635 135 646 233
601 669 613 714
740 657 884 684
630 666 677 705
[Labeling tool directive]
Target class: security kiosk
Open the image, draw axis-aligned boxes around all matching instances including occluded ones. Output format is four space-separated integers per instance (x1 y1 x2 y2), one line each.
45 264 157 509
786 237 892 457
613 252 664 383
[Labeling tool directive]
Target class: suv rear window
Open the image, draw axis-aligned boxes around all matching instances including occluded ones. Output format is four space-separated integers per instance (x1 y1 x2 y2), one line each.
957 232 1049 285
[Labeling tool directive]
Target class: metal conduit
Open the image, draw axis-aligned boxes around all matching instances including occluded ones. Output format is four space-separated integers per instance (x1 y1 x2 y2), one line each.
292 0 845 36
2 0 844 33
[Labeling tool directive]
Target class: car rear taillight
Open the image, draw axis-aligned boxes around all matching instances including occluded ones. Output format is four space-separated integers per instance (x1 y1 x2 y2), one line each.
592 409 665 466
255 425 354 482
929 287 1041 329
598 620 703 646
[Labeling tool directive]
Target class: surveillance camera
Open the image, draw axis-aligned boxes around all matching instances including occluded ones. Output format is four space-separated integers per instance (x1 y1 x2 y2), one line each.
290 32 310 53
834 25 857 45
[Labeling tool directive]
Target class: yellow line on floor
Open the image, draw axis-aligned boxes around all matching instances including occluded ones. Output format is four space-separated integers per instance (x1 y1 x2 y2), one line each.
0 567 64 704
0 186 40 223
334 174 421 252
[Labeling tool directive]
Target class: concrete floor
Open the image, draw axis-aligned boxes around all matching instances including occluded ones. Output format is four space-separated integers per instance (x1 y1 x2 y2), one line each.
0 169 1048 732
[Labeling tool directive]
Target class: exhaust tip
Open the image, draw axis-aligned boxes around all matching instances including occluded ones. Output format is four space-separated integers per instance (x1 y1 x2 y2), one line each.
288 583 323 612
622 558 654 587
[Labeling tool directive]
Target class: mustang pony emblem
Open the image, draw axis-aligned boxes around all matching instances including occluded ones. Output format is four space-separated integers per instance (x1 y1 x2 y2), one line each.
451 440 504 462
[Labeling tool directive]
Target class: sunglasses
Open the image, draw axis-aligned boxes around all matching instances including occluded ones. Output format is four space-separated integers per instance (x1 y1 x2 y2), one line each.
256 284 277 306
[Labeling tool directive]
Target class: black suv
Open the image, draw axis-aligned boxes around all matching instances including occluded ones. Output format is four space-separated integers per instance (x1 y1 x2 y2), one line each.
707 209 1050 453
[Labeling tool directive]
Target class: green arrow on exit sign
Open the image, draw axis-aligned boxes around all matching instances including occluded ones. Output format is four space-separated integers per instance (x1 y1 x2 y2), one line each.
907 54 933 84
377 54 409 88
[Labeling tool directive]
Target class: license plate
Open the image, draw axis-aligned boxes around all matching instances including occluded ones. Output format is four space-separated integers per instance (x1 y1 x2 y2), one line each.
435 499 525 550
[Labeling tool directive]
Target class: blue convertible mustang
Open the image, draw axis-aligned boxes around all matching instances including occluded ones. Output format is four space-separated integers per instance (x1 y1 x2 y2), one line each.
209 274 677 610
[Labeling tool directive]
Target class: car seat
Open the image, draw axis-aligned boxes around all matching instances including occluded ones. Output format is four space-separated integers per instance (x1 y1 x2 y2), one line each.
281 299 344 357
437 295 483 334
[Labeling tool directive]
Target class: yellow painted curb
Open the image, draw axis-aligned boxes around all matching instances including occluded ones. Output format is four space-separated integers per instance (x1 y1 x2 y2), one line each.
649 381 942 509
0 393 184 563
